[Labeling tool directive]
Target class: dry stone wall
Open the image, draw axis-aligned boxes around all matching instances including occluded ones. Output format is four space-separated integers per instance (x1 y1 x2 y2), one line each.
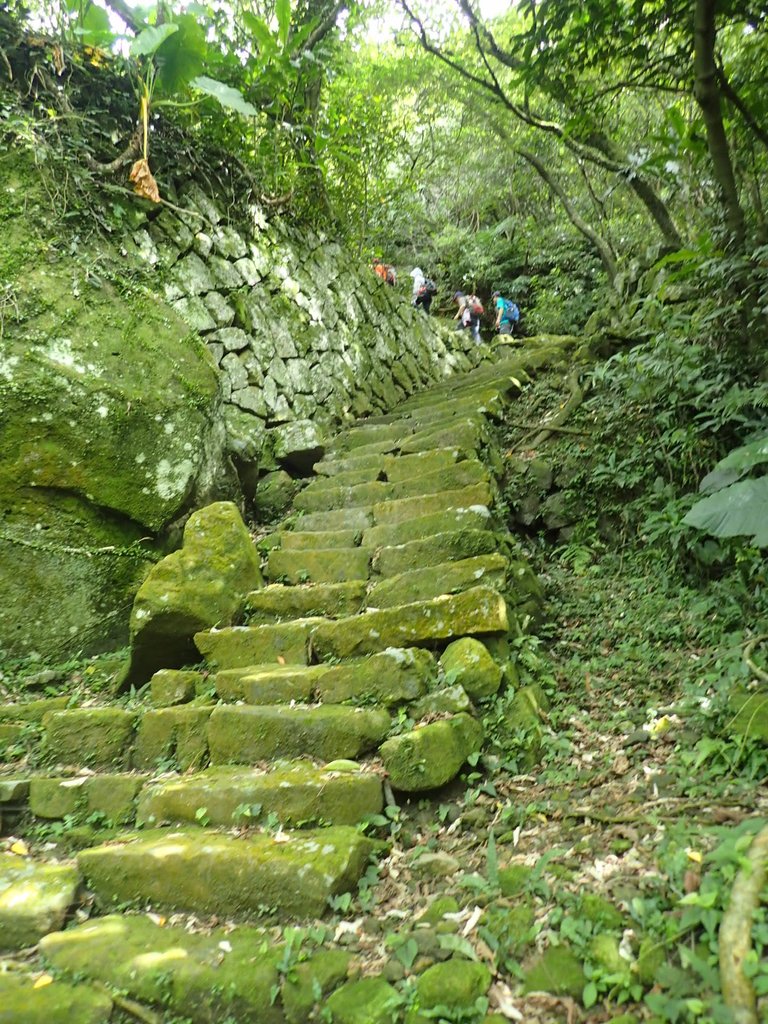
128 180 482 474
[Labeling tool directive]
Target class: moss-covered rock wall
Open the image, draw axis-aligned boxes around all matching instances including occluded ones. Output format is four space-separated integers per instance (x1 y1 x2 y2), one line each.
0 105 481 665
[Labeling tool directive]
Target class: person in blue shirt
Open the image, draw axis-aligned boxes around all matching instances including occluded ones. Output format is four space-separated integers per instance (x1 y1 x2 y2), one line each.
493 291 519 335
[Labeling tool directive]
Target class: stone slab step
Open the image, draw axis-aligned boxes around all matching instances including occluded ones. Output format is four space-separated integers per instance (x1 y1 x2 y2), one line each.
77 825 380 919
314 450 388 478
29 773 148 823
0 853 79 950
328 420 412 454
371 483 493 526
0 971 112 1024
133 706 213 771
296 506 373 533
244 581 366 623
42 709 136 770
280 528 361 550
361 505 492 549
266 547 371 584
137 761 383 829
398 418 488 457
40 914 351 1024
215 663 329 703
315 648 437 706
207 704 391 764
0 696 69 723
372 529 499 578
367 554 510 610
195 617 324 669
310 586 509 660
295 460 489 514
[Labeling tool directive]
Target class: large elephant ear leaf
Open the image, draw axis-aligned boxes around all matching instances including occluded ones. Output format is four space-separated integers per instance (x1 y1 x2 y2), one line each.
154 14 207 94
189 75 259 116
129 23 179 58
683 477 768 547
699 434 768 494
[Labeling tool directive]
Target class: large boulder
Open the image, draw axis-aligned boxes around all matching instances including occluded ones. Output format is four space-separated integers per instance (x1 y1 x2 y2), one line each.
0 149 233 662
123 501 263 685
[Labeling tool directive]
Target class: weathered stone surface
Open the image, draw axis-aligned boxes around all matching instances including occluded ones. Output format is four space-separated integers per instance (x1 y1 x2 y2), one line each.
244 581 366 623
373 530 499 578
207 705 391 764
409 961 492 1022
43 709 135 769
195 618 323 668
380 714 484 791
311 587 509 661
267 547 371 584
440 638 503 700
281 529 361 550
272 419 326 473
124 502 263 685
215 664 328 703
0 972 112 1023
314 451 387 478
78 826 379 918
252 470 301 520
316 648 436 706
132 707 213 771
367 554 509 610
149 668 201 707
137 761 383 828
282 949 352 1024
372 484 493 526
82 773 147 824
0 778 30 803
382 448 458 482
399 418 487 456
361 506 492 549
330 421 412 454
0 854 79 949
324 977 402 1024
295 479 390 513
308 464 386 490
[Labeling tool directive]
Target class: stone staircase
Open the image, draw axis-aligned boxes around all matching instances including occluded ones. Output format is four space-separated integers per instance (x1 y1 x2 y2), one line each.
0 345 567 1023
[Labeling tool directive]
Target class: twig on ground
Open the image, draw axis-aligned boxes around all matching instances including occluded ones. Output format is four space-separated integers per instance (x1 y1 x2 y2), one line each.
743 635 768 684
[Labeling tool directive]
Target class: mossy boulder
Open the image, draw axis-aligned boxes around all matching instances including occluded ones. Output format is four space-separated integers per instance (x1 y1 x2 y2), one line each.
0 972 112 1023
0 854 80 950
407 960 491 1023
523 944 584 998
0 152 232 663
124 501 263 685
410 684 473 719
380 714 484 792
252 469 301 520
149 668 201 707
324 977 402 1023
282 949 352 1023
440 638 503 700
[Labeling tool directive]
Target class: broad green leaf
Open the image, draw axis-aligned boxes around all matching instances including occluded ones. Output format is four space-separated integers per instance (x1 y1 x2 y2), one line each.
276 0 291 49
683 477 768 547
189 75 259 116
74 4 114 46
582 982 598 1009
243 11 277 53
130 23 178 58
154 14 206 94
700 434 768 494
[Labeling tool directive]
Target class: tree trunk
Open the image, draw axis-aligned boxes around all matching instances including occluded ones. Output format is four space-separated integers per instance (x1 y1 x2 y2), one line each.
693 0 746 249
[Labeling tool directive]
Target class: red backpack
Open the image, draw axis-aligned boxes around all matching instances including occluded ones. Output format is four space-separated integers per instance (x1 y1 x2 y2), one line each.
467 295 484 315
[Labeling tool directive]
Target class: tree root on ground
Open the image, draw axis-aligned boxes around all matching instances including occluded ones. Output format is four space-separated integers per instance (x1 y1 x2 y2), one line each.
743 635 768 684
719 820 768 1024
509 369 587 453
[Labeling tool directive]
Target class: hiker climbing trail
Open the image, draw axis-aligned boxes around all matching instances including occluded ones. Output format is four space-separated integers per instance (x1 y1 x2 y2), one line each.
0 343 571 1023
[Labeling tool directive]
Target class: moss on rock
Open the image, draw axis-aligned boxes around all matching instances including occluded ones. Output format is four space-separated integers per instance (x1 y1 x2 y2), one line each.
244 581 367 623
380 714 484 792
439 638 503 700
324 977 402 1023
0 972 112 1023
43 708 135 769
267 547 371 584
315 648 436 706
0 854 80 950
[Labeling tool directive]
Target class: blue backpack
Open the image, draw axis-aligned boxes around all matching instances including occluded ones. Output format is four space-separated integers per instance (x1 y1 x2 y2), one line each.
503 299 520 322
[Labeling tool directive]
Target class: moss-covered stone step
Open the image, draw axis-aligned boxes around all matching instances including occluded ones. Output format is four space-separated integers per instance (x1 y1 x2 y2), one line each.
367 553 509 610
29 773 148 822
279 528 361 550
372 529 499 578
295 506 373 533
150 668 204 707
361 505 492 550
0 971 113 1024
295 460 489 514
313 449 388 478
195 617 324 669
207 704 391 764
310 586 509 661
0 696 69 723
328 420 413 455
315 648 437 706
398 417 488 457
42 708 136 769
78 825 379 919
244 581 366 623
371 483 493 526
266 547 371 584
40 913 351 1024
380 713 484 791
0 853 80 950
214 663 329 703
133 706 213 770
137 761 383 829
380 447 459 482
